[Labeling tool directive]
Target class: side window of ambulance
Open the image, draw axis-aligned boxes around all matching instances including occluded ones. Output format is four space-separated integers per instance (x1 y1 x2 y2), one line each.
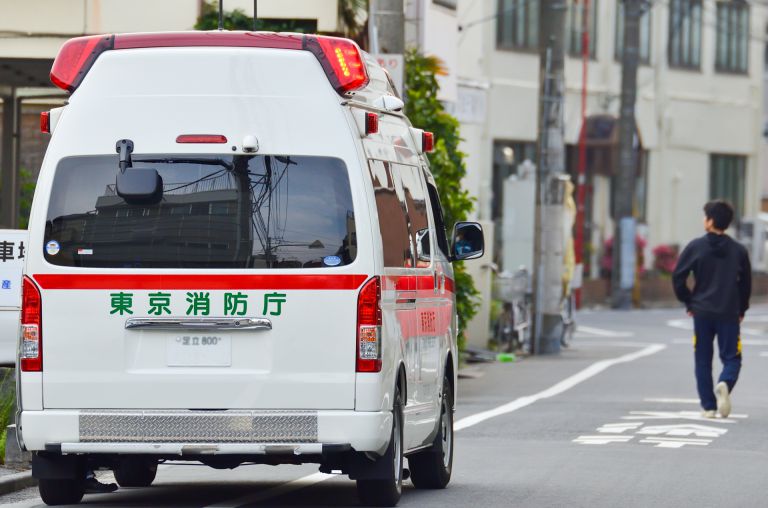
393 164 431 268
368 159 413 267
426 180 450 258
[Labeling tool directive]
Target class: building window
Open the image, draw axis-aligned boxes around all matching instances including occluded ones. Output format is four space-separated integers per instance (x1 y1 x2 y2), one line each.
710 154 746 220
615 1 651 64
567 0 598 58
715 1 749 74
668 0 702 69
497 0 540 51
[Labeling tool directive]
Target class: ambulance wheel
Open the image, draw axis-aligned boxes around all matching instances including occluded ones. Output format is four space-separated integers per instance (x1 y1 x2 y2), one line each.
356 386 403 507
114 457 157 487
408 375 453 489
38 478 85 506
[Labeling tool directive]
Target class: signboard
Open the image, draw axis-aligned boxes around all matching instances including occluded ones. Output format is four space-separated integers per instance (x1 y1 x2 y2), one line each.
0 230 27 308
373 53 404 98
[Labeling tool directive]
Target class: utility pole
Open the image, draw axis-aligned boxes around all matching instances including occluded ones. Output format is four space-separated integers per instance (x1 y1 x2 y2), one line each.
612 0 643 309
531 0 568 354
370 0 404 54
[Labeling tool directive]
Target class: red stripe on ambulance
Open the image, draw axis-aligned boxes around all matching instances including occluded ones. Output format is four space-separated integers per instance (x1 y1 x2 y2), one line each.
33 274 369 291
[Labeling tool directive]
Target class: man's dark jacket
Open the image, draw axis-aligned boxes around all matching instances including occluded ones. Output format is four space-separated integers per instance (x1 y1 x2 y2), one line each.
672 233 751 322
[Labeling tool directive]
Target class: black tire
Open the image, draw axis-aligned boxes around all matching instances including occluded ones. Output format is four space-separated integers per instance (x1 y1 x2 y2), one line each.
114 457 157 488
357 386 404 507
408 375 453 489
38 478 85 506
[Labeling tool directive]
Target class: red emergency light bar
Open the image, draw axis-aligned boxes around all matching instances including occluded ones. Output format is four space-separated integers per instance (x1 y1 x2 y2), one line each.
50 32 369 95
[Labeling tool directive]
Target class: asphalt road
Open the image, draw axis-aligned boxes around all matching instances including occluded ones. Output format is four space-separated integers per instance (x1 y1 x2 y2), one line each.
3 305 768 507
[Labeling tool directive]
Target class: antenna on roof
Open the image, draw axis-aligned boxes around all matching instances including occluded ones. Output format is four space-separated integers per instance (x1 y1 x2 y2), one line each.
218 0 224 30
253 0 258 31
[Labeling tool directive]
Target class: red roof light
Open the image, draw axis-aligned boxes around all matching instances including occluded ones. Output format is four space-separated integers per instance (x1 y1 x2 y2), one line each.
303 35 369 94
50 35 114 92
50 32 369 96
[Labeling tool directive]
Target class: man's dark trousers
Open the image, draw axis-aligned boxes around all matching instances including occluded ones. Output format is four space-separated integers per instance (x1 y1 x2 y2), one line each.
693 316 742 411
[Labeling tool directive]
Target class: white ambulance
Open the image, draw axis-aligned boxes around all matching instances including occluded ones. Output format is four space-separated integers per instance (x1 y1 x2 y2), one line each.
19 31 484 506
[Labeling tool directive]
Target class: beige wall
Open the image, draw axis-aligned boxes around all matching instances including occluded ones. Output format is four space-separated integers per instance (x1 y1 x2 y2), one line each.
0 0 339 59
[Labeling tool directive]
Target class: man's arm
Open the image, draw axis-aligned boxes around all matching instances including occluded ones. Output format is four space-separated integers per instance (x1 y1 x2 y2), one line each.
672 243 695 309
739 247 752 318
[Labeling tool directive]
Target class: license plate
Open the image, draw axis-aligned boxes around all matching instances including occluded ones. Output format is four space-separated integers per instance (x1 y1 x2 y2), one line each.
166 335 231 367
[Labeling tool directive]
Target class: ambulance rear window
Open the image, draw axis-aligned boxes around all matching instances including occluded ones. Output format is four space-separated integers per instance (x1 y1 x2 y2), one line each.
44 155 357 268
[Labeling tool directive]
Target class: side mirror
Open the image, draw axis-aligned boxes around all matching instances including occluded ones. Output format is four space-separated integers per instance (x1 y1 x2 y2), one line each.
116 168 163 204
451 222 484 261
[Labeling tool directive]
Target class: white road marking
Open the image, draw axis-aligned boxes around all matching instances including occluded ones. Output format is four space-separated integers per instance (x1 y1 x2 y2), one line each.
576 341 654 348
622 411 747 423
639 437 711 448
636 424 728 438
596 422 643 434
644 398 700 404
667 319 764 336
760 351 768 357
576 325 635 338
573 435 634 445
672 338 768 346
454 344 666 431
204 472 333 508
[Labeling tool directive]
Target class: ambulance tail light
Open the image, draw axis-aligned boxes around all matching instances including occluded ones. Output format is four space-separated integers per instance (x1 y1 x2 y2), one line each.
20 276 42 372
304 35 369 95
40 112 50 134
50 35 114 92
357 276 382 373
423 131 435 153
365 113 379 135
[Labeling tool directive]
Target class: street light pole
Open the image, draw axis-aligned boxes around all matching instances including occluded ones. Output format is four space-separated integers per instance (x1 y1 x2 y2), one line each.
575 0 590 308
371 0 404 54
612 0 643 309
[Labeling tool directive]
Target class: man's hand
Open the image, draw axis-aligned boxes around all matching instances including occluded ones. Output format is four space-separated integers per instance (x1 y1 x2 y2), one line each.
740 315 744 324
687 311 693 317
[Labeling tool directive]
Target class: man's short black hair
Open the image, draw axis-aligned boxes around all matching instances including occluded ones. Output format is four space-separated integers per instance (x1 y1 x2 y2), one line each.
703 200 734 231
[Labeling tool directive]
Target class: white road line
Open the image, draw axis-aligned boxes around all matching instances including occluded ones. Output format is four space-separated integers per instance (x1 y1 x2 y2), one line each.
672 338 768 346
204 472 333 508
577 341 656 348
644 398 700 404
667 319 765 337
760 351 768 357
576 326 635 338
454 344 666 431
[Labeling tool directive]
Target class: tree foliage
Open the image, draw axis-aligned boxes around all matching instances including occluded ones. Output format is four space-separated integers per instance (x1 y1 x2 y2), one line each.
195 1 317 32
404 50 479 348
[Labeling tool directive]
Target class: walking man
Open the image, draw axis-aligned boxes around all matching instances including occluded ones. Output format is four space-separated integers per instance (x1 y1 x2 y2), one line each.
672 200 751 418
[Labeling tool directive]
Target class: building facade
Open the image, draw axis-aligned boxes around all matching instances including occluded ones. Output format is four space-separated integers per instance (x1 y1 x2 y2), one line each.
457 0 766 281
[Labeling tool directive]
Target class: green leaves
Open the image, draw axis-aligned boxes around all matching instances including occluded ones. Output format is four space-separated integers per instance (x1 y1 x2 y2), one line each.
404 50 479 349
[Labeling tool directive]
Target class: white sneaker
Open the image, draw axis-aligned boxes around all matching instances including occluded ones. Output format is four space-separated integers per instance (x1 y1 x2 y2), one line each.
715 381 731 418
701 410 716 419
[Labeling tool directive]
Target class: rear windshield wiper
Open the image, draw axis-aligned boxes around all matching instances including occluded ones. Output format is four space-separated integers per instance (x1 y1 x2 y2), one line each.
135 157 234 172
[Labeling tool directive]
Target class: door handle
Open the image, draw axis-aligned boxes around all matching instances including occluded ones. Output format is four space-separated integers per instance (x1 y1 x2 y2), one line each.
125 317 272 331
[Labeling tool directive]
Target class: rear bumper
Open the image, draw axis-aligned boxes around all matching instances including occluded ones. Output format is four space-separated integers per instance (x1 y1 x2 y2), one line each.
20 409 392 455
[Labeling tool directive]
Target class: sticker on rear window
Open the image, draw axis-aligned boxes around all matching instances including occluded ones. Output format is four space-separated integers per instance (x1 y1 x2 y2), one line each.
323 255 342 266
77 248 93 256
45 240 60 256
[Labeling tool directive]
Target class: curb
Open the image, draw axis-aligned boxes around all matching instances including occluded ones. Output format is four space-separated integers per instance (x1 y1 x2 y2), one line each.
0 471 36 496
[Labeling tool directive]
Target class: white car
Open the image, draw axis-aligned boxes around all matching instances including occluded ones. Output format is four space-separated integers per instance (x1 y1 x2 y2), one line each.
19 31 484 507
